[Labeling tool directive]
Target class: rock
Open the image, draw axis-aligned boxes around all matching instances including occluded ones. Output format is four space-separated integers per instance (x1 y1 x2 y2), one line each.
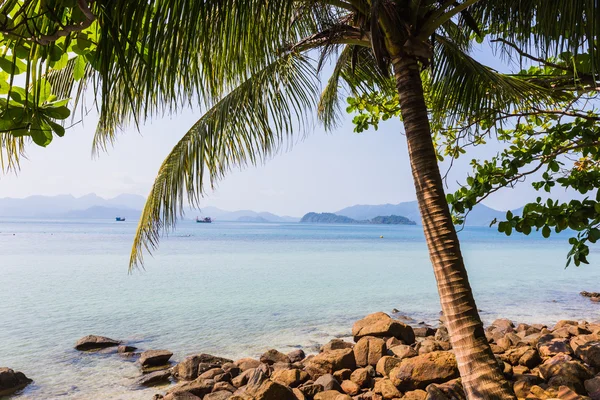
350 368 372 388
136 369 171 386
232 369 254 388
74 335 120 351
118 345 137 353
235 358 261 372
272 369 310 388
374 378 402 399
538 335 573 357
434 327 450 343
403 390 428 400
376 356 402 377
204 391 234 400
389 344 417 360
341 380 361 396
314 390 345 400
321 339 354 353
298 383 324 398
519 348 542 369
333 369 352 381
584 375 600 399
414 327 436 338
199 368 225 380
246 379 297 400
575 341 600 368
214 382 237 392
556 385 591 399
513 374 544 398
0 368 33 396
492 319 515 334
386 337 404 349
538 354 592 394
314 374 342 392
500 346 530 366
260 349 291 365
352 313 415 345
288 350 306 363
304 349 356 379
555 320 579 330
140 350 173 368
163 392 202 400
293 387 308 400
174 354 234 380
168 378 215 398
389 351 458 391
425 379 465 400
354 337 386 367
416 339 442 355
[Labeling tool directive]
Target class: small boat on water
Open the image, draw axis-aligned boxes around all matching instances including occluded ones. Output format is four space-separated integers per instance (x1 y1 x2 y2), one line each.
115 217 126 222
196 217 212 223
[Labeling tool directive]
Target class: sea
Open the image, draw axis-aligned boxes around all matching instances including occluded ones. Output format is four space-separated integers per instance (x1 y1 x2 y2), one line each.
1 218 599 399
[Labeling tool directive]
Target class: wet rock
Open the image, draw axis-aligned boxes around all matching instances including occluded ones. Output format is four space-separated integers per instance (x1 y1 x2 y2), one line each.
288 349 306 363
140 350 173 368
389 351 459 391
354 337 386 367
352 312 415 345
260 349 291 365
74 335 120 351
304 349 356 379
174 354 233 380
118 345 137 353
0 368 33 397
137 370 171 387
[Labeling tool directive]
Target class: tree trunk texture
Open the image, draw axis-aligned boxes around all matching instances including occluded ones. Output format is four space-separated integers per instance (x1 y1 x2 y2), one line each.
391 55 516 400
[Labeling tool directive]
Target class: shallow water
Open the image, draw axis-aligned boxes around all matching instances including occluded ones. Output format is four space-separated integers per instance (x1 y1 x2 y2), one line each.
1 219 599 399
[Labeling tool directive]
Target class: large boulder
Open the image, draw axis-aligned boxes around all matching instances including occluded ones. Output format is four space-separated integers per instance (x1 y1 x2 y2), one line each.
374 378 402 399
321 339 354 353
389 351 459 391
167 378 215 398
137 370 172 386
140 350 173 368
260 349 291 365
74 335 120 351
0 368 32 396
537 335 573 357
204 391 234 400
584 375 600 399
288 350 306 363
354 337 386 367
353 313 415 344
174 354 234 380
271 369 309 388
376 356 402 377
304 349 356 379
246 379 297 400
235 358 261 372
575 341 600 369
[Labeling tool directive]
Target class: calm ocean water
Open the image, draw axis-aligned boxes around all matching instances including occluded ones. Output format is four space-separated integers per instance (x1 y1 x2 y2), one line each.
1 218 599 399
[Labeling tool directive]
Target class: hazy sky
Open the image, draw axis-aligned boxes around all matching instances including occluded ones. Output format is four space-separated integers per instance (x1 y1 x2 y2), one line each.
0 45 563 217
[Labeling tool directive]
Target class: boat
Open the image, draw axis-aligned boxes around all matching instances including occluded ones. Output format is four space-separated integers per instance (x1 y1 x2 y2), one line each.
196 217 212 223
115 217 126 222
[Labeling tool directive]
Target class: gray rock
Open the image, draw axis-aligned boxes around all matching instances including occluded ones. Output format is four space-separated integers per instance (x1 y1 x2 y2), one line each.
136 370 171 387
140 350 174 368
74 335 120 351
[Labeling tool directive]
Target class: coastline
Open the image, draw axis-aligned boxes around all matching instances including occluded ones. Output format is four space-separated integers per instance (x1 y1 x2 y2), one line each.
4 311 600 400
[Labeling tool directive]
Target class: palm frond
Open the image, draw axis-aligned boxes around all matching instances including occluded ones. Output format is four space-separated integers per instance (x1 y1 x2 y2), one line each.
0 133 26 173
129 51 318 270
429 35 554 127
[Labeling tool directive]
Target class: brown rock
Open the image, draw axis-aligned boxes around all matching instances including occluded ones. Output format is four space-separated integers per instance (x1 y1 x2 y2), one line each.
434 326 450 343
500 346 530 366
288 350 306 363
174 354 234 380
386 337 404 349
426 378 465 400
414 327 436 338
538 335 574 357
168 378 215 398
584 375 600 399
74 335 120 351
376 356 402 377
416 339 442 355
272 369 310 388
321 339 354 353
136 369 172 386
314 374 342 392
333 369 352 381
260 349 291 365
374 378 402 399
314 391 344 400
163 392 203 400
389 345 417 360
555 320 579 330
304 349 356 379
0 368 33 397
354 337 386 367
139 350 173 368
350 368 372 388
213 382 237 392
118 345 137 353
575 341 600 368
235 358 261 372
298 383 324 398
204 391 233 400
353 313 415 344
199 368 225 380
403 390 427 400
232 368 254 388
246 379 297 400
341 380 361 396
492 319 515 334
293 387 308 400
512 374 544 398
556 385 591 399
389 351 458 391
519 348 542 369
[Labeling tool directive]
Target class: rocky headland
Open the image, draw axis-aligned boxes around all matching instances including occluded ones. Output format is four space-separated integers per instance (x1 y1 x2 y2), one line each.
3 311 600 399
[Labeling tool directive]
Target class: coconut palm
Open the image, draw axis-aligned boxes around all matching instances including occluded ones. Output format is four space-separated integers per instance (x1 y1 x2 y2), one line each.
4 1 600 398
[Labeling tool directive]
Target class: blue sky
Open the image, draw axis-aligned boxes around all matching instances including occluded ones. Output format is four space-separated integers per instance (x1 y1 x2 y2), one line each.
0 44 561 217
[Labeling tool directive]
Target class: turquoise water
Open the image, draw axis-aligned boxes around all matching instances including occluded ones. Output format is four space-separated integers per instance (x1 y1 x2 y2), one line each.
1 219 599 399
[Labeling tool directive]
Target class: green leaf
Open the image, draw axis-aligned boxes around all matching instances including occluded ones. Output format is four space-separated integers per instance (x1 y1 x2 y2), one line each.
44 106 70 120
43 118 66 137
0 55 26 75
542 225 551 238
73 56 87 81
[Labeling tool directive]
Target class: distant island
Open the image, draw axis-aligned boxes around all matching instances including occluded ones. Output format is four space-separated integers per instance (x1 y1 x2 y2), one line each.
300 212 416 225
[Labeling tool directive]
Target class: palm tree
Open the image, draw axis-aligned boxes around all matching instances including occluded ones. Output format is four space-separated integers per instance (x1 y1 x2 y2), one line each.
4 1 599 398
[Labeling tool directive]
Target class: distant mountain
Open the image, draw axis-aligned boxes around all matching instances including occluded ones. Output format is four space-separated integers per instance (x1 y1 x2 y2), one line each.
335 201 520 227
236 215 270 223
0 193 147 218
64 206 141 219
300 212 416 225
196 206 299 222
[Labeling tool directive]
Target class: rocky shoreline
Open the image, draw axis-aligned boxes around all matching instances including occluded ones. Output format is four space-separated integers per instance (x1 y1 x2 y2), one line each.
2 311 600 400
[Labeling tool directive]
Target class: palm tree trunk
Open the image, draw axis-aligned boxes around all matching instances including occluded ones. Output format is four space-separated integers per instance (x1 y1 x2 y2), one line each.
391 55 516 399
